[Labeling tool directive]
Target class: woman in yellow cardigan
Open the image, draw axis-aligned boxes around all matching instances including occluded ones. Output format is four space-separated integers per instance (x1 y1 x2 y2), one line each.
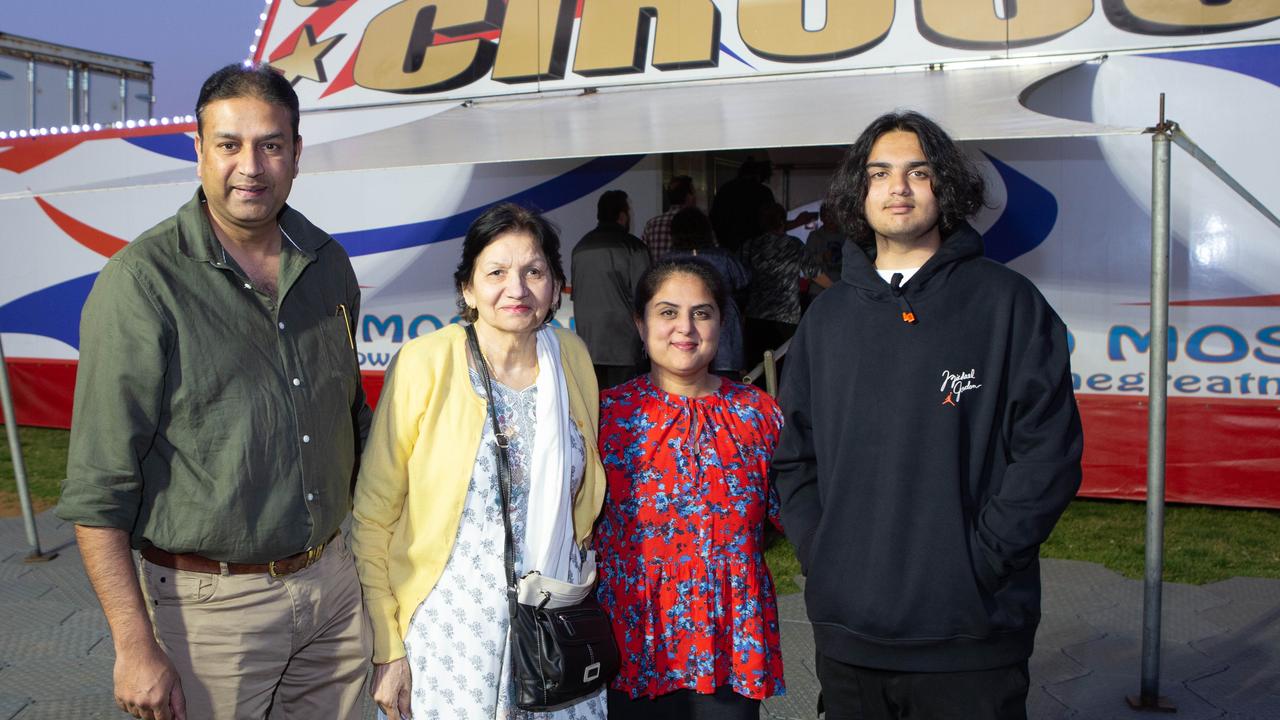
351 203 606 720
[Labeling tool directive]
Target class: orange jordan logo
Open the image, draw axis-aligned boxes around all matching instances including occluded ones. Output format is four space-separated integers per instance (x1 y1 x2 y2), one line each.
939 368 982 407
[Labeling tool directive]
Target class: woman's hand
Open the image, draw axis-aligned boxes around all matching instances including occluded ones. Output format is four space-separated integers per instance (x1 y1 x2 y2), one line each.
370 658 412 719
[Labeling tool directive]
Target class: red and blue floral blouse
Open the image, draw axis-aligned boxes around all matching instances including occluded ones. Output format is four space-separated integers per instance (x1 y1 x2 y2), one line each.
595 374 785 701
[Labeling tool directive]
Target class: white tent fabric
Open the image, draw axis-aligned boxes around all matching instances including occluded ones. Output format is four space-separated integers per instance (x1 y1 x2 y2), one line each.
4 59 1140 200
303 60 1139 174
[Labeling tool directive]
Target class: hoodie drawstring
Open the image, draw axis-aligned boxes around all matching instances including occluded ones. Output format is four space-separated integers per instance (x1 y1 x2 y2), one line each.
890 273 917 324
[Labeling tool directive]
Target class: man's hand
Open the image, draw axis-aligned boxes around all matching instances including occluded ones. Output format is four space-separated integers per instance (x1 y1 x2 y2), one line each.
114 639 186 720
75 526 187 720
371 657 412 719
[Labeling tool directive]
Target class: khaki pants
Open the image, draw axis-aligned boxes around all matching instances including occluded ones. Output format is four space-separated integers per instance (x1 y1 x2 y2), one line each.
140 533 370 719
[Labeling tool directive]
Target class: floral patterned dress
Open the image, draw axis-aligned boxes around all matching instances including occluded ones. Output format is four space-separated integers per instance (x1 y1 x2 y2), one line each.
595 375 785 701
397 367 607 720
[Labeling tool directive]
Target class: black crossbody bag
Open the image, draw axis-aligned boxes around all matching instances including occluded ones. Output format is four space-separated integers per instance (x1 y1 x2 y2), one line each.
465 324 620 711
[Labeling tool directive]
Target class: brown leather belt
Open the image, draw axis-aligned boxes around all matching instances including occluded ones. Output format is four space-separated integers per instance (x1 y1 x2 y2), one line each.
141 531 338 578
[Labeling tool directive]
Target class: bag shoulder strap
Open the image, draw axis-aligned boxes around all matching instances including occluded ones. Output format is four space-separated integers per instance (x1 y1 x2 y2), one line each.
464 324 520 617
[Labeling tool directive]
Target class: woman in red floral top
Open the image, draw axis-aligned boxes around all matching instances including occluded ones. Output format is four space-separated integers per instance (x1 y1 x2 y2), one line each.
596 258 785 719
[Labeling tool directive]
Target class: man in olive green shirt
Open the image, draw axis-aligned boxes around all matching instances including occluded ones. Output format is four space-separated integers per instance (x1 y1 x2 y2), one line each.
57 64 371 720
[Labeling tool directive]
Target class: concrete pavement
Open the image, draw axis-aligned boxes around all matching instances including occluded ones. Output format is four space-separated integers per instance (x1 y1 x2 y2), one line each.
2 510 1277 719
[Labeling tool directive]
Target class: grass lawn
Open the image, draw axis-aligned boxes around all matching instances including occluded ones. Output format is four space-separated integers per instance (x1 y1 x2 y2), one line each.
764 500 1280 593
0 426 68 514
6 426 1279 589
1041 499 1280 585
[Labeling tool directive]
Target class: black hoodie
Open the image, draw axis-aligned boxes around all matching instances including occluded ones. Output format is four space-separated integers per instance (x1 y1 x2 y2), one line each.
773 222 1083 672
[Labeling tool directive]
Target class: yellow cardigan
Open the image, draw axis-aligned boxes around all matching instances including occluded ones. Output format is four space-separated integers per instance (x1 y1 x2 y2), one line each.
350 323 605 663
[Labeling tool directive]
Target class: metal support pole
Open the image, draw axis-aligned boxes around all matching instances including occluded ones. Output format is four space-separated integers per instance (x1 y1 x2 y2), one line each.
1128 96 1175 713
763 350 778 398
0 336 53 562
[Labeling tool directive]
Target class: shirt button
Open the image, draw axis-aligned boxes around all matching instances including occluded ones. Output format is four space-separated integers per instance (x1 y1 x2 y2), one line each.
293 378 301 386
306 492 315 502
278 322 286 330
302 434 311 443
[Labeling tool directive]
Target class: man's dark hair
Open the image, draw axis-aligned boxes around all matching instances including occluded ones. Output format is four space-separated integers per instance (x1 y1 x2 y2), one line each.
632 257 728 326
453 202 566 325
670 207 714 253
827 111 986 249
738 157 773 182
664 175 695 207
196 63 301 140
597 190 629 225
758 202 786 234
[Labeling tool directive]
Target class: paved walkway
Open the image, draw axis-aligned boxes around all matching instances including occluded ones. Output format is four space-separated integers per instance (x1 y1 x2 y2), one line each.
1 510 1277 719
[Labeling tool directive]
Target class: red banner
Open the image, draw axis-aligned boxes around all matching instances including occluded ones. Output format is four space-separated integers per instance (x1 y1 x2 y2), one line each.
5 359 1277 508
2 358 77 429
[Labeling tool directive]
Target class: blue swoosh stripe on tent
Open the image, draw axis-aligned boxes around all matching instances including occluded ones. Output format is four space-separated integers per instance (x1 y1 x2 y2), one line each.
720 44 756 70
0 273 98 349
334 154 645 257
982 152 1057 264
0 155 647 349
124 133 198 163
1144 45 1280 89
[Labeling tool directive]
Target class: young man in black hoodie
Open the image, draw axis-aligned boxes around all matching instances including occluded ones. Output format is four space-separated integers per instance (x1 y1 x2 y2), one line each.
773 112 1083 719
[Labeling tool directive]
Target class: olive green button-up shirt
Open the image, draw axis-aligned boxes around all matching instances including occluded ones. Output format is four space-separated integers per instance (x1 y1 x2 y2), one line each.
57 190 372 563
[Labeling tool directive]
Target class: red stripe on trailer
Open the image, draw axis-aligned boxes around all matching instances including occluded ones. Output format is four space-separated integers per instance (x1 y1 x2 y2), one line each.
0 359 77 429
1 358 390 433
34 197 129 259
3 360 1276 509
1077 393 1280 509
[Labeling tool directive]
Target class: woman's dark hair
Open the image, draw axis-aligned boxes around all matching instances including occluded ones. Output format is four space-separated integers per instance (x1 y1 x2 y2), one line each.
196 63 300 140
670 207 714 253
453 202 566 325
826 111 986 250
632 257 728 324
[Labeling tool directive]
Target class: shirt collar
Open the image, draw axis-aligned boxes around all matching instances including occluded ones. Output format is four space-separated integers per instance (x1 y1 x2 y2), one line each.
175 188 325 264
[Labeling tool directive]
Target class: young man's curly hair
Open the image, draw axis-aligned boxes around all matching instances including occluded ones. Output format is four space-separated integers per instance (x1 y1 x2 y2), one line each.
827 111 987 251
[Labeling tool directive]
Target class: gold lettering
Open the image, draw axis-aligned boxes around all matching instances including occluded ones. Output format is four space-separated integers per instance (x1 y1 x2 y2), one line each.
1103 0 1280 34
738 0 893 63
354 0 501 94
917 0 1092 48
294 0 340 7
573 0 721 77
493 0 576 83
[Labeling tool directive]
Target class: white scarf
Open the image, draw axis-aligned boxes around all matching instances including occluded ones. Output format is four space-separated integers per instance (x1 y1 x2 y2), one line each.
523 327 577 582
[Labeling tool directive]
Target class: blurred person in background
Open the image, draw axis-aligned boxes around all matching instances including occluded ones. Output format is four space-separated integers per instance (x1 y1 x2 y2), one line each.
803 202 848 308
573 189 651 389
641 174 698 263
668 206 749 377
740 202 832 377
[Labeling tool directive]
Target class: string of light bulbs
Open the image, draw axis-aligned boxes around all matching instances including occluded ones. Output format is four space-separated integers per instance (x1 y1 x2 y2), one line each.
1 0 275 141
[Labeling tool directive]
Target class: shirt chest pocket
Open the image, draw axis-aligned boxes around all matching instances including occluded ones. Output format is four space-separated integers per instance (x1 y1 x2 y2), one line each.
308 315 359 401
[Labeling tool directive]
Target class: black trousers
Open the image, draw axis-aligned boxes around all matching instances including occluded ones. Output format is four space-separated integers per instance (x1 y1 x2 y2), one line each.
607 687 760 720
815 653 1029 720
